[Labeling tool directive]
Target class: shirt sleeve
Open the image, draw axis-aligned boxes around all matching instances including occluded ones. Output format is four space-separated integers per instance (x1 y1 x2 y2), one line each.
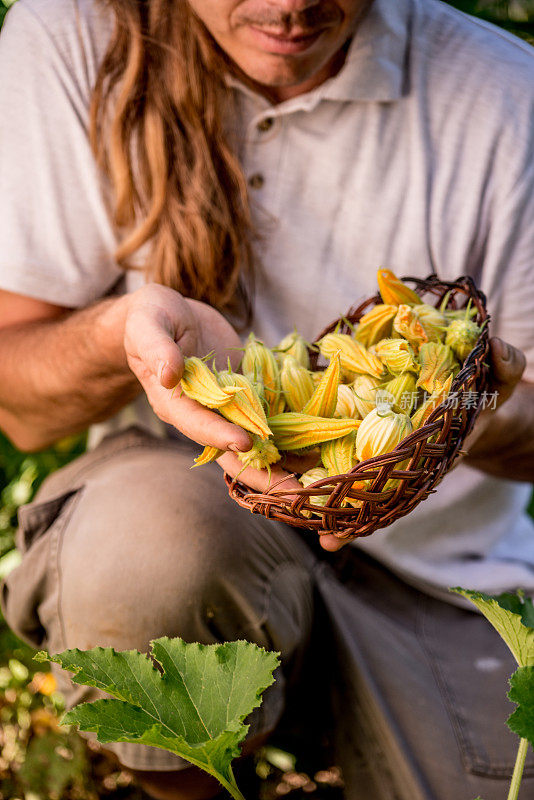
0 0 123 307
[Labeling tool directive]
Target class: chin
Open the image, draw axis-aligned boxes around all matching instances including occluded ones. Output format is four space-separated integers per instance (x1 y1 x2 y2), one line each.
242 55 320 89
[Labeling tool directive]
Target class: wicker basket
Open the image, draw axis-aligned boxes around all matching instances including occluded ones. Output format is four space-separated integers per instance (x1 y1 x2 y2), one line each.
225 274 491 540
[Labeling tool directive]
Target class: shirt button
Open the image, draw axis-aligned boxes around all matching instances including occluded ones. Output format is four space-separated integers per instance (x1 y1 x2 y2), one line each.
257 117 274 133
248 173 264 190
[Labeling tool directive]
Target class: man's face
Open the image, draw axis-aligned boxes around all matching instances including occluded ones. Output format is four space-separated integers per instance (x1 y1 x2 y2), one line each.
187 0 373 100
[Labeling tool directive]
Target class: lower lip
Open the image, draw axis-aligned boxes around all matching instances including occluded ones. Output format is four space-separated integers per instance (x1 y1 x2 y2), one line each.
247 26 325 55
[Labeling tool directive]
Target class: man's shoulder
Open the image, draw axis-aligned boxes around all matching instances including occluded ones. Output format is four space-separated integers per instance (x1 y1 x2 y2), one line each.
3 0 112 59
6 0 105 27
412 0 534 100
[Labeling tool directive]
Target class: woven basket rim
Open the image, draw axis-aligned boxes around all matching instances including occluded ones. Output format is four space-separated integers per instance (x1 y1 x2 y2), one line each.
225 274 491 538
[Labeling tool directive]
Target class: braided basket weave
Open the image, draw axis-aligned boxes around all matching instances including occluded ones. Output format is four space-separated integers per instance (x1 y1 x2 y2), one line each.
225 275 491 540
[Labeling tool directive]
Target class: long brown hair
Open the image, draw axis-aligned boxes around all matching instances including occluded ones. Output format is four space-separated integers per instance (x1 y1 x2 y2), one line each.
90 0 253 322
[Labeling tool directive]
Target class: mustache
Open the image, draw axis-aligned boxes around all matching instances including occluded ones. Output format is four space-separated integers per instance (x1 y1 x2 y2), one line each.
236 5 342 31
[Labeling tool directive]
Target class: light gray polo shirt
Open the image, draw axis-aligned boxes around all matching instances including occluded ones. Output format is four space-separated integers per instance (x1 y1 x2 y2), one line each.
0 0 533 601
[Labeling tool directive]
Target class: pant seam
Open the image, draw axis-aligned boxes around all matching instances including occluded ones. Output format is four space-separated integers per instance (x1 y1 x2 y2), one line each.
52 487 86 654
416 595 483 774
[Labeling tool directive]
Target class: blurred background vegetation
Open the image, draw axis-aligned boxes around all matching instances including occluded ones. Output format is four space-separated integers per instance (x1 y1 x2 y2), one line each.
0 0 533 798
452 0 534 40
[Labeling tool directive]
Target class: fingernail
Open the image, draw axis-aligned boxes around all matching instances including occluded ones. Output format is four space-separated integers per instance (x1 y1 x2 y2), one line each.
501 341 511 361
159 361 179 387
228 443 240 453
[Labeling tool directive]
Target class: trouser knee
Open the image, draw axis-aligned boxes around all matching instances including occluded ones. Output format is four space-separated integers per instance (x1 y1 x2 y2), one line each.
49 443 316 660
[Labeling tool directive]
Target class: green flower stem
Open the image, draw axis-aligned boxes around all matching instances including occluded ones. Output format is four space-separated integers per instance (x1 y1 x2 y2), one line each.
507 738 529 800
213 770 246 800
226 779 246 800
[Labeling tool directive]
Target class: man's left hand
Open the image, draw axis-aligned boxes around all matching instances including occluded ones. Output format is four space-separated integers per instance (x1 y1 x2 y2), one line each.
320 336 528 553
461 336 526 453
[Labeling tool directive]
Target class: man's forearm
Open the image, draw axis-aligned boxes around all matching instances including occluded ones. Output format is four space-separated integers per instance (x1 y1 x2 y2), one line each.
463 381 534 481
0 296 140 450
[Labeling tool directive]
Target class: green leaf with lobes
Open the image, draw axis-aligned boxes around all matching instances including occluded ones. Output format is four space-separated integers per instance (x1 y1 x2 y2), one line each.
450 588 534 667
451 588 534 800
35 638 280 800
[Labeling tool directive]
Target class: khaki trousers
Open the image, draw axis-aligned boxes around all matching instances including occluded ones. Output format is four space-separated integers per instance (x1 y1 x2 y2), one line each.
2 427 534 799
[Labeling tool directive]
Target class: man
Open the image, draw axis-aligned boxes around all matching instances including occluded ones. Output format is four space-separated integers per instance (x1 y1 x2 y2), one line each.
0 0 533 798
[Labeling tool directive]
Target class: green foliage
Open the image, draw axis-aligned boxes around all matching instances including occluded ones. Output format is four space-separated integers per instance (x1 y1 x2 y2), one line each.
0 652 89 799
0 427 88 795
0 0 15 29
18 729 90 798
0 430 86 559
448 1 534 43
453 588 534 800
38 638 280 800
493 590 534 628
0 646 149 799
451 588 534 666
508 666 534 746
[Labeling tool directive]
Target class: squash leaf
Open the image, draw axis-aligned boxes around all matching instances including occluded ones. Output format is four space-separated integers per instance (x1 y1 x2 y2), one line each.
507 666 534 748
35 638 280 800
451 588 534 667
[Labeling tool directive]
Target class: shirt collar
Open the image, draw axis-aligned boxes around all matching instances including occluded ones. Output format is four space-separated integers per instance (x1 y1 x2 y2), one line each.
226 0 411 110
318 0 411 104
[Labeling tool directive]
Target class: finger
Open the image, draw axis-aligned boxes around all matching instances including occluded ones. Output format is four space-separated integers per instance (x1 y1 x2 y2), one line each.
217 455 351 549
280 450 321 473
488 337 526 407
126 308 185 389
318 533 350 552
217 451 303 494
461 410 492 455
168 394 253 452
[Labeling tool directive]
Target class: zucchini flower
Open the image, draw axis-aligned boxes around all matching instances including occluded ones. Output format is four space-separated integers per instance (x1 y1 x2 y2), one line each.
355 304 397 348
446 318 483 362
393 304 446 349
377 269 422 306
417 343 459 393
356 407 413 461
375 338 419 375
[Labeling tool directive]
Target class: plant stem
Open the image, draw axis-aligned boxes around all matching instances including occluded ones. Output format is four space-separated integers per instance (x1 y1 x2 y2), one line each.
507 738 529 800
209 765 246 800
221 775 246 800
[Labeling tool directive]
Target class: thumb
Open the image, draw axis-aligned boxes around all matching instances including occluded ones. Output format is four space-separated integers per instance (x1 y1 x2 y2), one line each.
488 338 526 407
318 532 350 551
125 310 185 389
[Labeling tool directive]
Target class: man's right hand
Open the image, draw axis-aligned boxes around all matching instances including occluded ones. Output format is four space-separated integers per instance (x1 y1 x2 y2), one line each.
0 283 252 454
0 282 298 491
124 285 305 496
123 284 253 453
